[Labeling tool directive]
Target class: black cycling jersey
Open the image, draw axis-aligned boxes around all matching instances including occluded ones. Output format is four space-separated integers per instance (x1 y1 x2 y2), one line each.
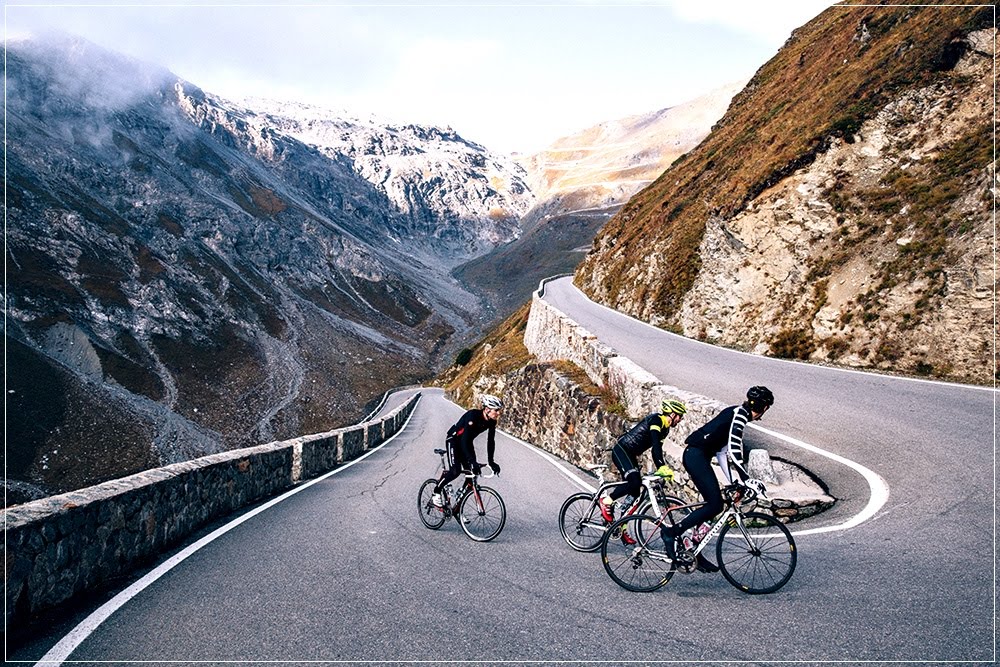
435 409 497 494
685 405 748 460
446 409 497 467
606 411 673 502
617 411 673 469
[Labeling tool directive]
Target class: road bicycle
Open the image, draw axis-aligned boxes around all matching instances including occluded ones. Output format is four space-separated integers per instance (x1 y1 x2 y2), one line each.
600 480 796 594
417 447 506 542
558 464 686 552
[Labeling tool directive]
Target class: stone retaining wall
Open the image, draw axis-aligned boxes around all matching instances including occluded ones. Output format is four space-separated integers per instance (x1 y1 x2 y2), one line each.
3 392 419 635
508 283 834 519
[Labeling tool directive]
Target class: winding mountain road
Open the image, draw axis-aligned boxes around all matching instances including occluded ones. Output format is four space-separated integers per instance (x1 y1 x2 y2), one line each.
16 278 996 664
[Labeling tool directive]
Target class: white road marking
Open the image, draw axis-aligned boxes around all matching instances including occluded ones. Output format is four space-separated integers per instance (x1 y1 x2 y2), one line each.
500 424 889 538
500 430 596 493
749 423 890 536
534 276 921 536
34 408 417 667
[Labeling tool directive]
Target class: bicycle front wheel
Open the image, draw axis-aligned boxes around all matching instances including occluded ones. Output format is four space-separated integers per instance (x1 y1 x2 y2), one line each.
458 485 506 542
717 511 797 594
559 492 606 552
417 478 446 529
600 515 675 593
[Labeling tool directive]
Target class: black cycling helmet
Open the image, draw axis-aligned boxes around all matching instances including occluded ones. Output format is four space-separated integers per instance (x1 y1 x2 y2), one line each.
746 386 774 412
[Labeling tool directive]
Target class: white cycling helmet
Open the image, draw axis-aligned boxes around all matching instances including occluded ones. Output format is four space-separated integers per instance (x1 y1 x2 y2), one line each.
481 394 504 411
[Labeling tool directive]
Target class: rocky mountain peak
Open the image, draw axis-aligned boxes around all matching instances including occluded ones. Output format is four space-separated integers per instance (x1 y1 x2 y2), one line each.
4 34 533 503
231 96 533 262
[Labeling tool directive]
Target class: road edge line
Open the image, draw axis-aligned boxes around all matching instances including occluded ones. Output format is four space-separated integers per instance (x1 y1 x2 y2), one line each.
33 407 419 667
750 423 890 536
498 424 889 538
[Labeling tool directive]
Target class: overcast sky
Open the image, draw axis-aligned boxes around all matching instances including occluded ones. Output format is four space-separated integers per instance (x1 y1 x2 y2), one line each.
5 1 836 154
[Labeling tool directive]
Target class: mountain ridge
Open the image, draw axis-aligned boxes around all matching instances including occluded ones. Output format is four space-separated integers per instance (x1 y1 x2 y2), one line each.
574 3 994 384
454 81 739 316
4 33 532 502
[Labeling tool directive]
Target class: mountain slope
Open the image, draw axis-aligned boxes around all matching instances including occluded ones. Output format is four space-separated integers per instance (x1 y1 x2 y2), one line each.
574 3 994 383
237 97 533 263
4 34 532 501
518 81 744 205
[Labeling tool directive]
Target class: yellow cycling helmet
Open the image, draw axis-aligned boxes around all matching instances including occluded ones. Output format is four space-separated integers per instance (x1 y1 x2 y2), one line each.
661 399 687 415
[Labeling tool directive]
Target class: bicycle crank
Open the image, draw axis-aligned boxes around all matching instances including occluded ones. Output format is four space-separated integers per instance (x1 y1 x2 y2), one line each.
674 548 697 574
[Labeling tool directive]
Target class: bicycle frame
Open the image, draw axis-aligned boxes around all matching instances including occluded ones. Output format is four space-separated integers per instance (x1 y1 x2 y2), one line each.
587 465 672 517
435 451 495 517
600 479 796 594
652 495 757 563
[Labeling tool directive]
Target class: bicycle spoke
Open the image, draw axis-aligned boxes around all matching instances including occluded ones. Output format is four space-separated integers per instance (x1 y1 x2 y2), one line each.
559 493 607 552
717 512 796 594
417 479 446 530
601 516 675 593
458 486 506 542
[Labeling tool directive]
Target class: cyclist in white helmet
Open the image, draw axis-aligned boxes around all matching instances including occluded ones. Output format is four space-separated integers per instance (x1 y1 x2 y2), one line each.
431 394 504 507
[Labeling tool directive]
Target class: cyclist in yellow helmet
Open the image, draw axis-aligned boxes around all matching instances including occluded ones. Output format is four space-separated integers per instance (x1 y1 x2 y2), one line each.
598 398 686 521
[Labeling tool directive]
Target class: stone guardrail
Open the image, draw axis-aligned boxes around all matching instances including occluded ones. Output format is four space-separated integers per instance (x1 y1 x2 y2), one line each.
519 278 834 519
3 392 420 636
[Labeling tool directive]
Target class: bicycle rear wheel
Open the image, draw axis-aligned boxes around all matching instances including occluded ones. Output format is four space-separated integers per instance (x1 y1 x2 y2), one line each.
716 511 796 594
458 485 506 542
600 515 675 593
417 478 446 529
558 492 606 552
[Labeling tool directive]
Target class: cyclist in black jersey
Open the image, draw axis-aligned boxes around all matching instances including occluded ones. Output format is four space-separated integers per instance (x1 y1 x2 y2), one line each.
598 398 686 521
432 394 503 507
662 385 775 572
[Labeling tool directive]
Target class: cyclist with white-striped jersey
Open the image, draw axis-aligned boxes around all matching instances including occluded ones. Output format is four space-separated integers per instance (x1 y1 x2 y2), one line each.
662 385 775 572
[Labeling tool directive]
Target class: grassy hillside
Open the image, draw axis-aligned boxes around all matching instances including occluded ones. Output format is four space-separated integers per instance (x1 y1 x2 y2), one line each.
577 2 991 315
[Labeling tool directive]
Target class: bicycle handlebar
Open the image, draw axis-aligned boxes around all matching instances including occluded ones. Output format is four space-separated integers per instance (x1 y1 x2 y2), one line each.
723 478 767 504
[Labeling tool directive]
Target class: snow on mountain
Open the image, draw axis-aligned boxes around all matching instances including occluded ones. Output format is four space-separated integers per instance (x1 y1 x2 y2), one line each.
4 33 533 502
234 96 534 264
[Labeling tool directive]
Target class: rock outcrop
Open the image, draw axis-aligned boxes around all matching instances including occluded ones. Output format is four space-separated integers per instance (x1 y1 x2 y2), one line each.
575 6 995 384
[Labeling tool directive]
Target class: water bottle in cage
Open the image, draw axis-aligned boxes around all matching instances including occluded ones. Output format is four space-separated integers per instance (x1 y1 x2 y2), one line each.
692 523 711 544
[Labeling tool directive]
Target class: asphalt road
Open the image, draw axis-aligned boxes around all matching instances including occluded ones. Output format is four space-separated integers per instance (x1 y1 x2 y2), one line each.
15 278 996 664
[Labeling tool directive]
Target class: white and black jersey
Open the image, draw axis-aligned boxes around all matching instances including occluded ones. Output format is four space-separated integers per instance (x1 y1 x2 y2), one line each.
684 404 751 484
